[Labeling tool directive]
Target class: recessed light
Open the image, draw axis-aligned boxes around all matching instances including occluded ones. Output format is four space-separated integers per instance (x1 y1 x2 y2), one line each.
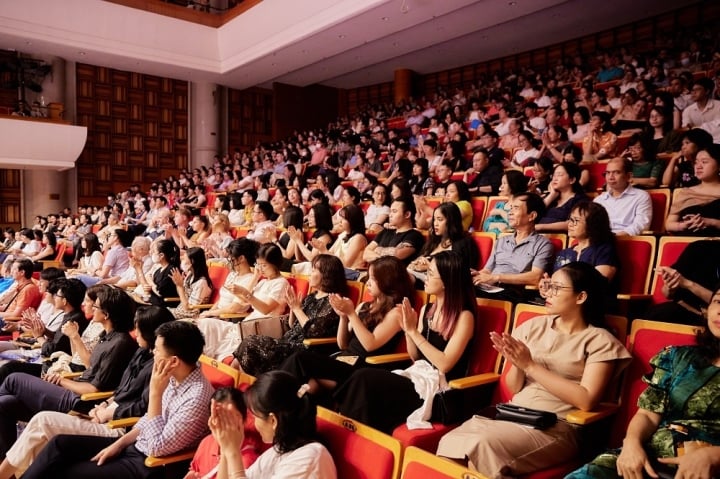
338 34 346 39
78 51 86 56
381 16 389 21
508 1 517 5
25 41 32 46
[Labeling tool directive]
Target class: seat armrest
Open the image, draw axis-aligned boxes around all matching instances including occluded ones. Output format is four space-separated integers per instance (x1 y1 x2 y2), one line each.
61 371 83 379
448 372 500 390
219 313 248 322
189 303 215 310
565 403 619 425
303 337 337 347
80 391 114 401
616 294 652 301
163 297 181 303
365 353 411 365
145 450 196 468
106 417 139 429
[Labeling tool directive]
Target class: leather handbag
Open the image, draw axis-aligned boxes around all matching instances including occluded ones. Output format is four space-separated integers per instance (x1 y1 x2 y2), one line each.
495 403 557 429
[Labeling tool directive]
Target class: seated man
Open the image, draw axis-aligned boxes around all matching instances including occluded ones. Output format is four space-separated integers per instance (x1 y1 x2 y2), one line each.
0 287 137 457
0 259 42 321
0 267 64 348
593 158 652 236
463 148 503 195
362 197 425 267
0 278 87 380
101 236 153 289
0 305 174 479
246 201 277 244
20 321 214 479
472 193 554 299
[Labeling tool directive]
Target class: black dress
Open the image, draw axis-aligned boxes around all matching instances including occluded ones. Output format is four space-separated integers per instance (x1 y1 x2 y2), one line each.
334 304 471 433
281 302 402 400
234 293 339 376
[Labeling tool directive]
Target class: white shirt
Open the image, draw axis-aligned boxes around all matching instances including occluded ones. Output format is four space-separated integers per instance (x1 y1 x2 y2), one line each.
245 276 289 321
593 185 652 236
682 99 720 128
247 442 337 479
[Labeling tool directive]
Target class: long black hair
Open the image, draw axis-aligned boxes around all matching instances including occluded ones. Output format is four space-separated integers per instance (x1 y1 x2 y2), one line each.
244 371 317 454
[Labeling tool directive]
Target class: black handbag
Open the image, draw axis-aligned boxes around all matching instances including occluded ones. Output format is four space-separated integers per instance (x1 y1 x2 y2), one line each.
495 403 557 429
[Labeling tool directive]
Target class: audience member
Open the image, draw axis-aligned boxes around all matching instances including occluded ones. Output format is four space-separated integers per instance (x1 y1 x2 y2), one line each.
438 262 630 477
19 321 214 479
593 158 652 236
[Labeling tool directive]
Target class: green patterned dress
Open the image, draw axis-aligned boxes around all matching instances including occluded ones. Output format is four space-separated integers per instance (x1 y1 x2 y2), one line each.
566 345 720 478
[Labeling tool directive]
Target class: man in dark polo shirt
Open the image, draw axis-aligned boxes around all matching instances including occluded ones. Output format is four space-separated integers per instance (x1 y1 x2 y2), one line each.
0 286 138 457
363 197 425 266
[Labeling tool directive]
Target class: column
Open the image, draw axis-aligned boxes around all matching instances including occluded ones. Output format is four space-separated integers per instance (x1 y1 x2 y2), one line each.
189 82 220 169
22 56 70 225
394 69 414 105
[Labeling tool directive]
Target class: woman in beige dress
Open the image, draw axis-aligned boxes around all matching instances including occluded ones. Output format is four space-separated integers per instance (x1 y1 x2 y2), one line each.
436 262 631 478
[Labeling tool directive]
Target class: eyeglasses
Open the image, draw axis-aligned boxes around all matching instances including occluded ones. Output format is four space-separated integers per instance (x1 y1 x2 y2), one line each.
568 216 584 225
540 281 574 297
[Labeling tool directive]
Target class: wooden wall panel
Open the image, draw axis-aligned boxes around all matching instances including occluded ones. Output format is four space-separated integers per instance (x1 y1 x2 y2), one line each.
227 87 273 150
75 63 188 205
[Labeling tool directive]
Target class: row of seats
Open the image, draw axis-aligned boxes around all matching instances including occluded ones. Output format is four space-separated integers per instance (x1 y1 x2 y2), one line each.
195 303 700 479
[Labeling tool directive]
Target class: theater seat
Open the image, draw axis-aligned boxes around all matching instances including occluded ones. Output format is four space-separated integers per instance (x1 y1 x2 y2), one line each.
317 407 402 479
401 446 484 479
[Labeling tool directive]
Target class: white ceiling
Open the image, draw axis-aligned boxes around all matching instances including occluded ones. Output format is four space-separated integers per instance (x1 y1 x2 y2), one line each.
0 0 699 91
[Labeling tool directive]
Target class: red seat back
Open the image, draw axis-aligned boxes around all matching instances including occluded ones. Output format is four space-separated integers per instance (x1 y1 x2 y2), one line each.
471 232 495 269
650 237 694 304
609 320 698 447
317 409 402 479
207 264 230 304
470 197 486 231
615 236 656 295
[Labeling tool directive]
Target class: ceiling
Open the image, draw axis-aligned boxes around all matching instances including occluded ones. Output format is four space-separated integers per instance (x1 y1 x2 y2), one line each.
0 0 699 91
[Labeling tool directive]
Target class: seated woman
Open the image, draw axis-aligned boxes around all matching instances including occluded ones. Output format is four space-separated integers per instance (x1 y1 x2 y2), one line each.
622 133 663 189
409 203 479 282
197 243 289 361
536 162 587 232
566 286 720 479
568 106 591 143
169 246 213 319
665 144 720 236
483 170 528 236
554 202 618 284
234 254 347 376
335 251 476 434
198 239 258 320
528 156 553 196
68 233 103 276
662 128 713 189
323 204 367 274
208 370 337 479
509 130 540 169
133 239 180 307
538 125 571 164
27 231 56 271
436 262 631 478
282 256 413 401
288 203 335 265
0 305 173 479
183 388 264 478
202 213 233 259
582 111 617 162
365 184 390 234
416 181 474 232
275 206 304 271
